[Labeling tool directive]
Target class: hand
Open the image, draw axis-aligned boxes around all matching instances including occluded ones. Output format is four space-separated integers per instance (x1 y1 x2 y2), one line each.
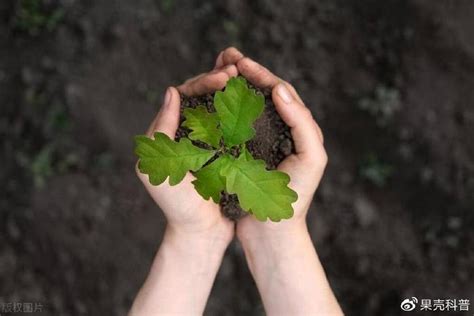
136 59 243 244
214 49 342 315
228 55 327 240
130 58 243 316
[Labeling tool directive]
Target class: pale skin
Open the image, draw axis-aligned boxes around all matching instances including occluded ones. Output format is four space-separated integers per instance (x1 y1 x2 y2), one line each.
129 48 343 316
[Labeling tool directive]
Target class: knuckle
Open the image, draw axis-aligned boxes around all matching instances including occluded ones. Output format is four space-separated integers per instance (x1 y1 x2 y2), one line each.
253 63 264 75
320 148 329 167
301 107 314 120
237 57 253 71
303 146 328 171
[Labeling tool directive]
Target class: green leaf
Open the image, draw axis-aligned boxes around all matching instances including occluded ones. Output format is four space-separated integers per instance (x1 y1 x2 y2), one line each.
214 77 265 147
182 105 222 148
221 154 298 221
192 154 232 203
239 145 253 162
135 132 215 186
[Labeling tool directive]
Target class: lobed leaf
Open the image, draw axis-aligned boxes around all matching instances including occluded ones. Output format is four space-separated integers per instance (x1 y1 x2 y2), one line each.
214 77 265 147
192 154 232 203
182 105 222 148
135 132 215 186
221 153 298 221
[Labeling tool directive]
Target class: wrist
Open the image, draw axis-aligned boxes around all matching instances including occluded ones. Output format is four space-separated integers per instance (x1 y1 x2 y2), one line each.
237 222 344 315
237 217 308 249
129 224 231 316
163 223 232 257
238 219 312 270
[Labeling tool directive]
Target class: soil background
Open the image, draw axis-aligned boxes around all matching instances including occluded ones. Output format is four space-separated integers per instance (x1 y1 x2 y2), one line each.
1 0 473 315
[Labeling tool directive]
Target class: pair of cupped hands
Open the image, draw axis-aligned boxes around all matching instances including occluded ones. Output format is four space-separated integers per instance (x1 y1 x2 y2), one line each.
136 47 327 247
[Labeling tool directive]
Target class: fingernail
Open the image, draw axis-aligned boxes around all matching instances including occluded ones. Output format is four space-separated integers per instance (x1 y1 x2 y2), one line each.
163 87 171 108
277 83 292 103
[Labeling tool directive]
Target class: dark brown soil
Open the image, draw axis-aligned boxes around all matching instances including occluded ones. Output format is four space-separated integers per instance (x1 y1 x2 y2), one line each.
1 1 474 315
179 87 294 220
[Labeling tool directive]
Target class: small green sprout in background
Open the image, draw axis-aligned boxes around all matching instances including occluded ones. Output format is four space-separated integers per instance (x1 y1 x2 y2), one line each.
223 19 240 46
145 88 161 105
29 145 54 188
359 153 394 187
134 77 298 222
358 85 401 126
14 0 64 36
160 0 175 14
15 85 77 188
94 152 116 171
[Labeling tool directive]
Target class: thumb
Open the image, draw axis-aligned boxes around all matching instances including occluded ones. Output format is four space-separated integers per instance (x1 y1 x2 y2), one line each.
146 87 181 139
272 83 325 162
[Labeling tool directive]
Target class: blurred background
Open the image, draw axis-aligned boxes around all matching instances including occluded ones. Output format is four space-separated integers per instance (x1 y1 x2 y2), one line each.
1 0 473 315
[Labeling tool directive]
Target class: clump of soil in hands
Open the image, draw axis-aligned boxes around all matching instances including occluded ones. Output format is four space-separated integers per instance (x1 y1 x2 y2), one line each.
177 87 295 220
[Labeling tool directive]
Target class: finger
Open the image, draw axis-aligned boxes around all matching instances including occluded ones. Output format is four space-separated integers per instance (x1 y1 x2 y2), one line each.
281 82 324 143
276 82 323 142
214 51 224 69
272 83 325 160
180 72 206 86
222 47 244 65
146 87 181 138
177 65 238 96
282 81 305 107
237 56 306 104
220 64 239 78
237 57 281 88
179 66 226 88
214 47 244 69
181 63 239 91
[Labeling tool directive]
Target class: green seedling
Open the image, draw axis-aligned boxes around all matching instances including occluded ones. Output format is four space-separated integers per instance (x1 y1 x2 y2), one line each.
135 77 298 221
359 153 394 187
358 85 400 126
161 0 175 13
15 0 64 35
